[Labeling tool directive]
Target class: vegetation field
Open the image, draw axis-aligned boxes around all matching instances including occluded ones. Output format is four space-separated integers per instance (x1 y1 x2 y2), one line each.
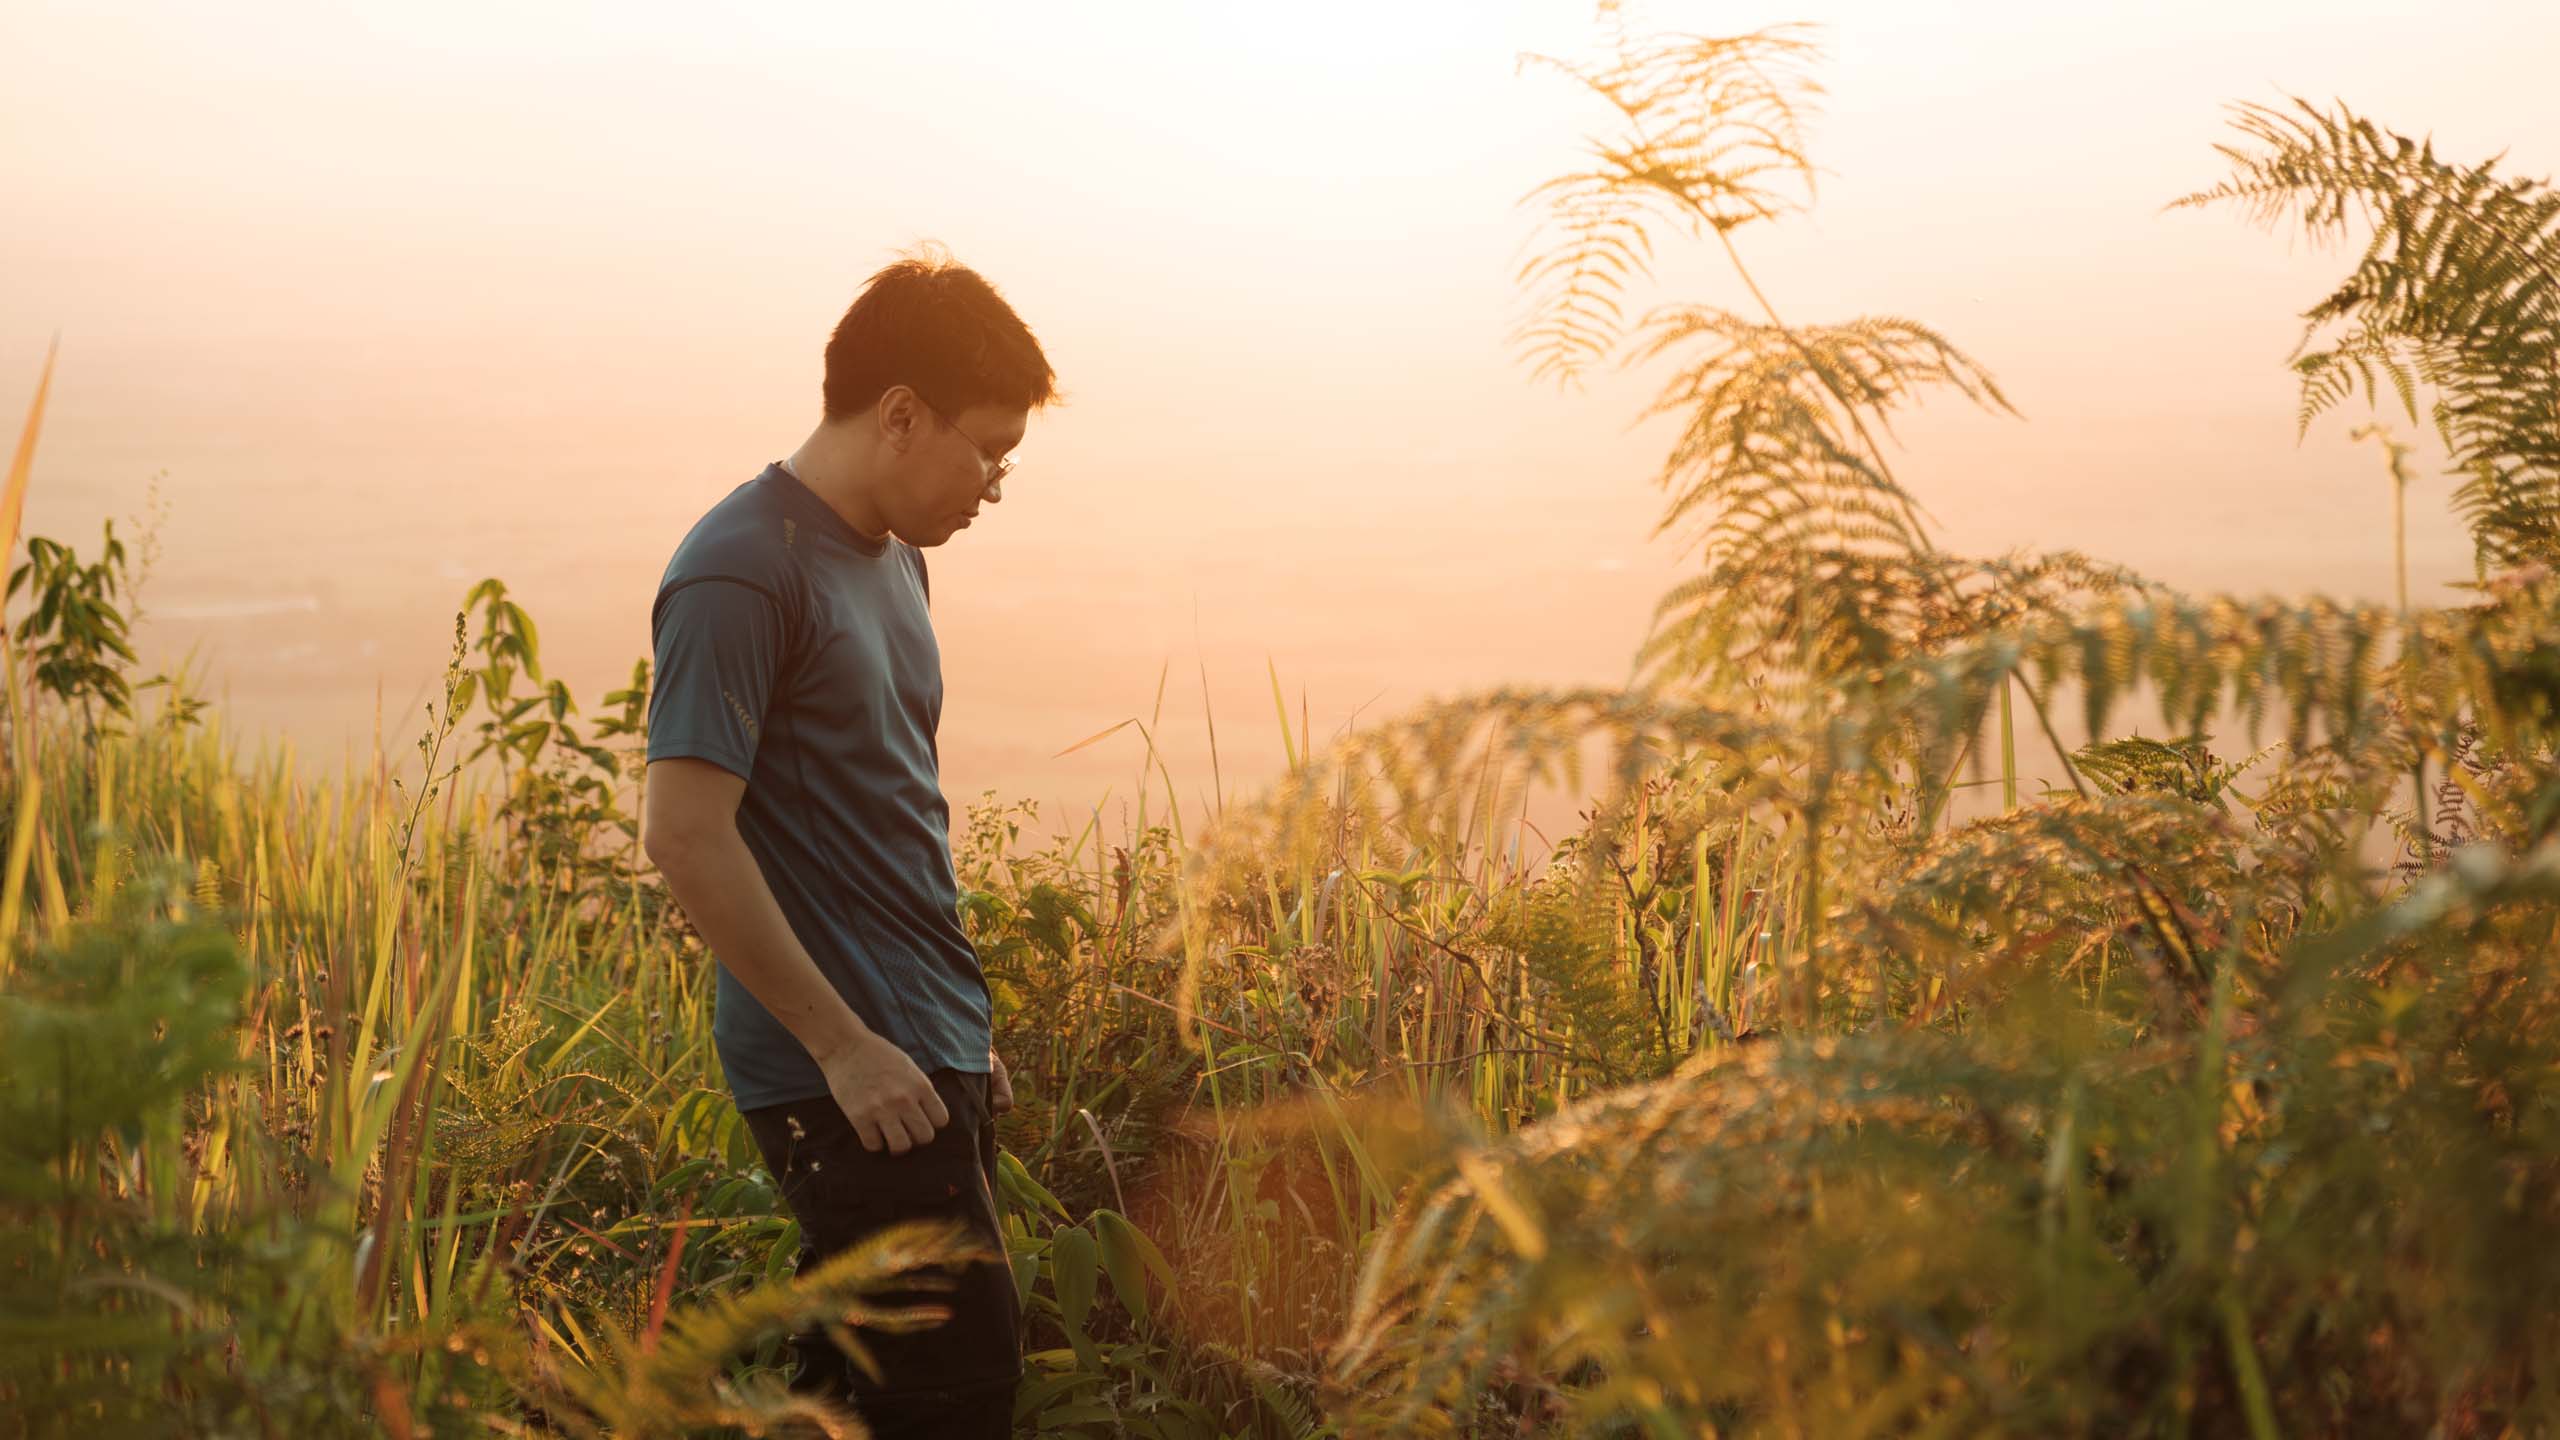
6 21 2559 1439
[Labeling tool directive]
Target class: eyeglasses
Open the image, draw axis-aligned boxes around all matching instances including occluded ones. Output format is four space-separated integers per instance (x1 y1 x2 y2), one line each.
918 398 1014 491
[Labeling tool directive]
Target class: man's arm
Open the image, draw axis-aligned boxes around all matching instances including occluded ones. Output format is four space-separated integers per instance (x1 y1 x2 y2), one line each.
642 756 948 1153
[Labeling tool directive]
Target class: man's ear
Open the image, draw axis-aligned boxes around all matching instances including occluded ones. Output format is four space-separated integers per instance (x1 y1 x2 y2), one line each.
875 386 922 452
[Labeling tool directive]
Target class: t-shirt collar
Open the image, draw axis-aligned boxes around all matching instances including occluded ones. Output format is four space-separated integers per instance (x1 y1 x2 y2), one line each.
764 461 890 558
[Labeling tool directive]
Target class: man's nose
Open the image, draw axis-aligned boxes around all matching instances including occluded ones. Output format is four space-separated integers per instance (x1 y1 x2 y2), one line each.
983 476 1004 505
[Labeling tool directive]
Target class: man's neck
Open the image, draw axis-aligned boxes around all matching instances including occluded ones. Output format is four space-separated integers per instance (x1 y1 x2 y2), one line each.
782 424 892 543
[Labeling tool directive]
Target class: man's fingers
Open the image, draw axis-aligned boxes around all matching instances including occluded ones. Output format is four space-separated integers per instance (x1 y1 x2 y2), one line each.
827 1055 948 1157
896 1104 937 1151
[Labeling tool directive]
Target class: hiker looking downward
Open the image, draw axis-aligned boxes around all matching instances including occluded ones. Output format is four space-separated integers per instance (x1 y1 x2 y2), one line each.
641 250 1053 1437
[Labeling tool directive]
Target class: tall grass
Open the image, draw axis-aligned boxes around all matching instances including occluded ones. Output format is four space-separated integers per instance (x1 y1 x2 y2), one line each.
0 607 1758 1435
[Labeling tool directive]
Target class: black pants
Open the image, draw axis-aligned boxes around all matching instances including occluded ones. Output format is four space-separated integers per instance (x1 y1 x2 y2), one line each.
742 1068 1021 1438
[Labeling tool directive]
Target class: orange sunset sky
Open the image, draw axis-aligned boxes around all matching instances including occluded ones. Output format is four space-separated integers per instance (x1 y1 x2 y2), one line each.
4 0 2555 827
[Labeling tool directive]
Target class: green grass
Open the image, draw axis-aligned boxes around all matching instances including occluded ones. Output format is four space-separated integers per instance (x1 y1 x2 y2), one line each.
9 561 2554 1437
0 641 1777 1436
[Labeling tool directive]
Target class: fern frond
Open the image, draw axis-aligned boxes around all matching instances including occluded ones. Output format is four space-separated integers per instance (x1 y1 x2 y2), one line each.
2177 98 2560 569
1638 542 2157 705
1329 826 2560 1431
517 1217 979 1439
1511 25 1822 385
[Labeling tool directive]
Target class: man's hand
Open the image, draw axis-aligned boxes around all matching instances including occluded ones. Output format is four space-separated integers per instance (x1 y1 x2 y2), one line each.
991 1052 1015 1116
816 1030 949 1155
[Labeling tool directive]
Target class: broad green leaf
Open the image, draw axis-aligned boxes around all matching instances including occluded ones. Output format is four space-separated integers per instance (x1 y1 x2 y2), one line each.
1010 1371 1101 1425
649 1156 715 1199
1010 1244 1040 1310
764 1219 800 1285
1092 1208 1174 1328
998 1148 1072 1221
1051 1222 1098 1337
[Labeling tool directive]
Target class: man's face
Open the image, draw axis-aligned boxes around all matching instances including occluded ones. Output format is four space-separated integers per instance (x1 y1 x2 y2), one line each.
884 396 1026 549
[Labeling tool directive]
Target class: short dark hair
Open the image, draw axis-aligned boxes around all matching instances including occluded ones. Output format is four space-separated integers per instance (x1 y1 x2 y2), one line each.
821 247 1058 422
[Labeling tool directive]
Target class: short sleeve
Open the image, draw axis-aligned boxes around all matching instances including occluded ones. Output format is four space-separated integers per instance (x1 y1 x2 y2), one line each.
648 578 790 780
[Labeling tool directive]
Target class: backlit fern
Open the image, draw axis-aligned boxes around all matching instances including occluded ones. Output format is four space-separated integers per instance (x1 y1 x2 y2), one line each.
2176 98 2560 572
1295 28 2560 1440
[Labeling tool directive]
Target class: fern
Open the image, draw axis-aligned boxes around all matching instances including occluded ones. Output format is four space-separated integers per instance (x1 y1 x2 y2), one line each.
1511 22 1822 387
1514 20 2034 723
502 1218 980 1439
2175 98 2560 571
1633 311 2011 560
1636 545 2156 696
1332 832 2560 1435
2072 735 2262 806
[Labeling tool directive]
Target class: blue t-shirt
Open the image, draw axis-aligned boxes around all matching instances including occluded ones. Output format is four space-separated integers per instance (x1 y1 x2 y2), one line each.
646 463 990 1110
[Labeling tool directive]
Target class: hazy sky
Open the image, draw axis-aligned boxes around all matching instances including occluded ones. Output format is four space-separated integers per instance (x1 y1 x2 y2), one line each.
4 0 2554 825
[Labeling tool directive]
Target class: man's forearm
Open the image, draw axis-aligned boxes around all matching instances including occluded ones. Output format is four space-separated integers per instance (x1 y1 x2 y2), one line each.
649 828 869 1063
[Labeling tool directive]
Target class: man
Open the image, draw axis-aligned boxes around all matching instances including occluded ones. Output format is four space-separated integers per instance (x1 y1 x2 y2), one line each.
641 250 1055 1436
